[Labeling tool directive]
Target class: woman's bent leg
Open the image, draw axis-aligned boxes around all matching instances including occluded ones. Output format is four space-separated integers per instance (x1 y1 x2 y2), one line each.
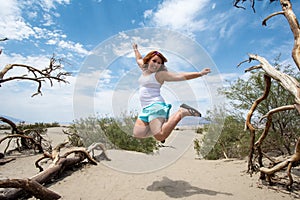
152 112 181 141
133 119 152 138
152 107 193 141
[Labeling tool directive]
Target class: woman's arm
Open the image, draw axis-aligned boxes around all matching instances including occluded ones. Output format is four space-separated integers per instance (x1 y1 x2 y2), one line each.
132 43 144 69
157 68 211 83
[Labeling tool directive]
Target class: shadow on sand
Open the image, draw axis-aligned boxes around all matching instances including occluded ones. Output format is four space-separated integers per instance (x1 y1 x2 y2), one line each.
147 176 233 198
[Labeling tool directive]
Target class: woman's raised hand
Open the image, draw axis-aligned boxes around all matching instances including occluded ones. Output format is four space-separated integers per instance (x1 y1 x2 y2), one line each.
200 68 211 76
132 43 138 50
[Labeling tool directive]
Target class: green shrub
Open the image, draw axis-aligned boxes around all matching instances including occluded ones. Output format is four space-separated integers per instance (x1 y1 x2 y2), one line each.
99 117 158 154
199 106 249 160
19 122 60 130
69 116 158 154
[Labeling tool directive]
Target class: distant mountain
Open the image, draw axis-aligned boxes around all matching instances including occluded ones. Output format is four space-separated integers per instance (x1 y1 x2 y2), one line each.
0 115 25 124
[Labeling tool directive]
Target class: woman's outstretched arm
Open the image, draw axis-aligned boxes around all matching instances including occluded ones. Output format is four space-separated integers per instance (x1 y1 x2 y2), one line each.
132 43 144 69
157 68 211 83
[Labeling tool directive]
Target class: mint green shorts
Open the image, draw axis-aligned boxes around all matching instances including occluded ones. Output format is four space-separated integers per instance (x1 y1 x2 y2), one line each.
138 102 172 123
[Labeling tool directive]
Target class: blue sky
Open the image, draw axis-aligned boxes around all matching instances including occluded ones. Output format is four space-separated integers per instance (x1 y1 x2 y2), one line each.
0 0 299 123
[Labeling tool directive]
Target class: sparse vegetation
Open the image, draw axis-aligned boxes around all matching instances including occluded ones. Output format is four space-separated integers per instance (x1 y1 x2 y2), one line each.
68 116 158 154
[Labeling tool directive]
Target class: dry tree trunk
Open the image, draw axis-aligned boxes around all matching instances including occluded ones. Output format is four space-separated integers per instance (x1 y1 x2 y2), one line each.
235 0 300 189
0 117 45 154
0 179 61 200
262 0 300 70
0 134 44 154
0 142 109 199
243 74 271 175
242 54 300 187
246 54 300 107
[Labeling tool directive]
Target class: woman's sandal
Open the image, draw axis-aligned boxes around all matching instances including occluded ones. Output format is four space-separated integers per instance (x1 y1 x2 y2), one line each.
180 104 201 117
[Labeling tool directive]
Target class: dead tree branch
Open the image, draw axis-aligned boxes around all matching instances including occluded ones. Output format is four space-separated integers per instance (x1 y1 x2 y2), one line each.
87 142 111 161
234 0 300 70
241 53 300 187
244 74 271 175
261 0 300 70
260 137 300 188
0 55 71 97
0 140 107 199
0 117 20 134
256 105 296 147
247 54 300 106
235 0 300 189
280 0 300 71
262 11 285 26
0 38 8 42
0 117 51 155
0 134 44 153
234 0 256 12
0 178 61 200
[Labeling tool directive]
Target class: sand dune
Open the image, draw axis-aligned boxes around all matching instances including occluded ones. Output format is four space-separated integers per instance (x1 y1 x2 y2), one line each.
0 127 299 200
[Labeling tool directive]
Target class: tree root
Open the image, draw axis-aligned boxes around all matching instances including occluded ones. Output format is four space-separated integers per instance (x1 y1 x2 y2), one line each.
260 137 300 188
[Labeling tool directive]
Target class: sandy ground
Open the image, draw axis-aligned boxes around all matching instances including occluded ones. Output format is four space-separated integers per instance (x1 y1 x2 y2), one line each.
0 127 299 200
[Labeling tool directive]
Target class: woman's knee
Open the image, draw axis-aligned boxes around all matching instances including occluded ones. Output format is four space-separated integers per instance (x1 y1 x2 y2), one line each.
133 125 151 138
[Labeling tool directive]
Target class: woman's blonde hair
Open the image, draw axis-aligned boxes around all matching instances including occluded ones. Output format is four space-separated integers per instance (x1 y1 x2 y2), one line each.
142 51 168 71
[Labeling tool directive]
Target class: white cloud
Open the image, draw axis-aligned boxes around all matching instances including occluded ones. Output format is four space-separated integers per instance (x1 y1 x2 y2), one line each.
0 0 35 40
58 40 90 56
0 0 89 57
147 0 210 35
143 9 153 18
0 80 75 122
42 13 55 26
212 3 216 10
38 0 70 11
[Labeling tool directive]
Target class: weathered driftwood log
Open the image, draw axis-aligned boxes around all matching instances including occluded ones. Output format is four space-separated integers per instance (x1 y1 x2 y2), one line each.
0 157 15 165
0 134 44 154
0 142 109 199
0 117 19 134
0 117 49 154
0 179 61 200
260 137 300 188
87 142 111 161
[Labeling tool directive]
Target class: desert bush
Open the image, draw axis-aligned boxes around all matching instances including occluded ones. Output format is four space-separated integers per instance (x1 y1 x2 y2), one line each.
201 107 249 160
69 117 112 148
69 116 158 154
99 117 158 154
19 122 60 130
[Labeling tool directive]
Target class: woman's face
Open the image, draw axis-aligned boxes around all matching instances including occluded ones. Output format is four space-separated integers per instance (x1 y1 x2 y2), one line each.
148 55 163 72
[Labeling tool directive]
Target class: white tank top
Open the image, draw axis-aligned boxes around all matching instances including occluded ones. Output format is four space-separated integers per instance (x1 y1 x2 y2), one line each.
138 73 165 108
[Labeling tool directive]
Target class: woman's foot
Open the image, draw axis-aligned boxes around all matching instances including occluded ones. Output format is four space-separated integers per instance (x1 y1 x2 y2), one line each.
179 104 201 117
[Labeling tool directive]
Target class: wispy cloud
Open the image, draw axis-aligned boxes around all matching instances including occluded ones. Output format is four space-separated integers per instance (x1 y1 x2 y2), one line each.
0 0 89 57
0 0 34 40
145 0 210 37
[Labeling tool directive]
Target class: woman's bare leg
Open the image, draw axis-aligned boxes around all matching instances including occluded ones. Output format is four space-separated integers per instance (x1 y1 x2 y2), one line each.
133 119 153 138
152 107 190 141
